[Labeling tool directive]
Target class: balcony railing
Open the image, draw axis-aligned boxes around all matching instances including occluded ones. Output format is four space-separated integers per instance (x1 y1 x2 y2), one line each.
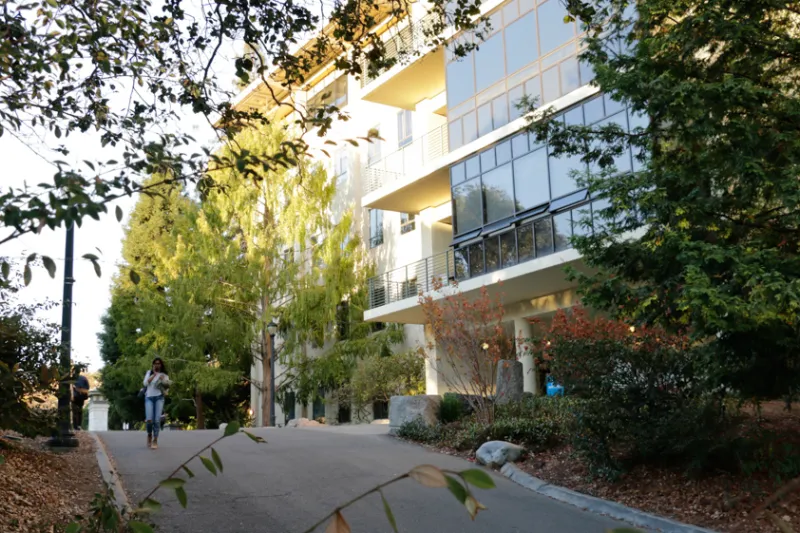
367 201 600 310
363 122 449 194
360 12 440 89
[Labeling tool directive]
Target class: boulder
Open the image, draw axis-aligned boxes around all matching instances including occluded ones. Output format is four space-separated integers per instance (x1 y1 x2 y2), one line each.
495 360 524 405
219 423 228 432
370 419 390 425
388 395 442 435
287 417 322 428
476 441 525 467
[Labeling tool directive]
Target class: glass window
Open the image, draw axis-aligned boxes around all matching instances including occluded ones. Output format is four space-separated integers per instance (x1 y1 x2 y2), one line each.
524 76 542 108
537 0 575 55
509 84 525 120
466 155 481 178
549 150 585 199
512 133 528 157
496 140 512 165
485 237 500 272
560 57 581 95
592 198 612 230
564 105 583 126
534 217 554 256
572 204 592 237
449 119 463 151
604 93 625 115
493 95 509 129
503 0 519 24
482 163 515 223
517 224 534 261
513 148 550 211
480 148 496 172
478 103 493 137
463 110 478 145
505 12 538 75
454 179 483 234
454 248 469 280
542 66 560 103
450 162 466 186
369 209 384 248
519 0 535 14
467 242 484 276
475 33 506 93
553 211 572 251
583 96 605 124
500 230 517 267
447 56 476 108
397 109 413 147
400 212 416 234
579 58 595 85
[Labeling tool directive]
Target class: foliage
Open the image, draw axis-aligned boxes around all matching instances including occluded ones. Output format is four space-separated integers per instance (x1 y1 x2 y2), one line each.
439 393 464 424
528 307 728 479
0 269 60 437
524 0 800 400
349 350 424 421
419 280 514 423
0 0 487 259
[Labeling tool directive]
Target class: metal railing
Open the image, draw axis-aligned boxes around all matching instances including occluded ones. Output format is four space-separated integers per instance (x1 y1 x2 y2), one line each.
368 248 457 309
363 122 449 194
360 12 440 89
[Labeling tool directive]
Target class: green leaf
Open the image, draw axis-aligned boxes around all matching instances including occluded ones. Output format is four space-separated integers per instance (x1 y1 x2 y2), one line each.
23 264 32 286
115 205 123 222
91 260 101 277
46 0 58 7
175 486 187 508
223 421 240 436
380 490 398 533
128 521 154 533
130 270 141 285
0 455 5 465
211 448 223 473
445 475 467 504
200 456 217 476
65 523 80 533
1 261 9 280
181 465 195 478
140 498 161 513
460 469 496 489
244 431 266 443
158 477 185 489
42 256 57 278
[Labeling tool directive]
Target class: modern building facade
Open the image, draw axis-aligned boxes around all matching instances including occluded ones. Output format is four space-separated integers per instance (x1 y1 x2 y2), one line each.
233 0 633 423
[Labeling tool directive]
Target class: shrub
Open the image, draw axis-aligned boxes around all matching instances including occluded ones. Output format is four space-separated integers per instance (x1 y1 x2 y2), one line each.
439 393 464 423
396 419 440 444
350 350 424 421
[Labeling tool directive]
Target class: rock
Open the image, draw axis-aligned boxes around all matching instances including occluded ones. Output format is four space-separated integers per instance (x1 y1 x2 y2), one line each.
495 360 524 405
370 419 389 425
287 417 322 428
476 441 525 467
219 423 228 432
388 395 442 435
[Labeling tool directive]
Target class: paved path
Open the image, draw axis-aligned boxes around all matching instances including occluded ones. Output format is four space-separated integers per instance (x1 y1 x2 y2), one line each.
100 426 628 533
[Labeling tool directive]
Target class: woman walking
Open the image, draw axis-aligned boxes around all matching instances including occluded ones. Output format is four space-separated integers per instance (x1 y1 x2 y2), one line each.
143 357 170 449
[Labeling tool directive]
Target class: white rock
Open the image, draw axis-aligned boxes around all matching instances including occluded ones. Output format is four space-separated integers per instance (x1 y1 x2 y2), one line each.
219 423 228 431
370 419 390 425
476 441 525 467
388 395 442 435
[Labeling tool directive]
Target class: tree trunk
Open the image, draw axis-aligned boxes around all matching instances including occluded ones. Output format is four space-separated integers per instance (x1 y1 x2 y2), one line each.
260 327 272 427
195 388 205 429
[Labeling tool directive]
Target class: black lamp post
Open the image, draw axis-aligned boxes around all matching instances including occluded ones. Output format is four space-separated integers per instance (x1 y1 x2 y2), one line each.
49 223 79 448
267 320 278 427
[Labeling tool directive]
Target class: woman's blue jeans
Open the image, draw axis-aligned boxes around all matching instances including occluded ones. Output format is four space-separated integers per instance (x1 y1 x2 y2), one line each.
145 395 164 438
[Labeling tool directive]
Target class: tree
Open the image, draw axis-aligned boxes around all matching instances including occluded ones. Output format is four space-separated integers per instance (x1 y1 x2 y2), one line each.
349 350 424 421
525 0 800 400
0 0 486 263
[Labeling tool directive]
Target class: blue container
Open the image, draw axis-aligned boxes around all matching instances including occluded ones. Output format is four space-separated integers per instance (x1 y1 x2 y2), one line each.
546 375 564 396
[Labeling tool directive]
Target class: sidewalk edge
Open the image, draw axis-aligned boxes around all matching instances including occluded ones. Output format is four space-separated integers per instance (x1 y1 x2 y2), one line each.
91 433 132 516
499 462 719 533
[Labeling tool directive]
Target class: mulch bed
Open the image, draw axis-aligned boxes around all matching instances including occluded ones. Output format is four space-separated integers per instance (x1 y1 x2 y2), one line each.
0 431 104 533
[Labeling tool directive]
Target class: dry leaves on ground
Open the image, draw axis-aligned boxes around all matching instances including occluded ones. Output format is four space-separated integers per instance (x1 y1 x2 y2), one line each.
0 431 103 532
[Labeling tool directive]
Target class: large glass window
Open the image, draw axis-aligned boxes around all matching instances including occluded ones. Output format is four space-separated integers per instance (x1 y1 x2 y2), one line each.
475 33 506 92
446 57 476 108
454 179 483 234
505 12 538 75
397 110 413 148
369 209 384 248
307 74 348 110
537 0 575 55
482 163 515 223
513 148 549 210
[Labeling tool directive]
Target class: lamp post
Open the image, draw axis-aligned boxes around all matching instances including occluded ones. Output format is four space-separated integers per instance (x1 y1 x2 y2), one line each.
49 223 78 448
267 320 278 427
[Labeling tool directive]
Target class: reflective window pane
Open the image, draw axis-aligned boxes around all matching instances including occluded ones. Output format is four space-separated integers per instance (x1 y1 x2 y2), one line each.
450 162 466 186
509 85 525 120
454 248 469 280
482 163 515 223
564 105 583 126
505 12 538 75
478 103 493 137
604 93 625 115
447 56 476 108
524 76 542 108
480 147 496 172
512 133 529 157
553 211 572 251
493 95 509 129
475 33 506 92
503 0 519 24
579 58 595 86
520 0 535 14
583 96 605 124
468 242 485 276
560 57 581 95
542 66 560 103
549 150 585 198
485 237 500 272
496 140 512 165
466 155 481 178
592 198 612 230
449 119 463 151
513 148 550 211
500 230 517 267
463 110 478 145
534 217 554 257
454 178 483 234
538 0 575 55
572 204 593 237
517 224 534 261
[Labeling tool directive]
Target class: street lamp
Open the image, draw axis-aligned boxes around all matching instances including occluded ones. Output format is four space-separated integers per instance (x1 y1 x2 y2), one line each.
267 320 278 427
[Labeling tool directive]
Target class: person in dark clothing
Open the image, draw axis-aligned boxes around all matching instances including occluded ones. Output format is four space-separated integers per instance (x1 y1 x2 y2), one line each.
72 373 90 430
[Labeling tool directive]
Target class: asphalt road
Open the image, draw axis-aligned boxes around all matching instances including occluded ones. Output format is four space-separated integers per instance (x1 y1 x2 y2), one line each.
99 425 627 533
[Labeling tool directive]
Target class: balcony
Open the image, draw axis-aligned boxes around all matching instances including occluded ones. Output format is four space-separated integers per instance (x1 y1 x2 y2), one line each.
365 200 602 323
359 12 446 109
362 122 451 212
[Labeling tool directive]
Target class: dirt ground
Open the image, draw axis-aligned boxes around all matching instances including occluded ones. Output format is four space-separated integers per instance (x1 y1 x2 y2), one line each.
0 431 104 533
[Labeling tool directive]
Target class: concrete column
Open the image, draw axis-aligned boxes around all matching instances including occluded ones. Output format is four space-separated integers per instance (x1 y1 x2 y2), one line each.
513 317 538 395
87 390 109 432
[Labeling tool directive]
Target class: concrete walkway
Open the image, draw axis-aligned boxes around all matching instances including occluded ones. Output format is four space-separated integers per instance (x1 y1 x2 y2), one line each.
99 427 629 533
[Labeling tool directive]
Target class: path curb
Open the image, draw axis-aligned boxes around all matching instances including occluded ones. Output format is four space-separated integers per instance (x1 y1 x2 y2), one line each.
91 433 132 516
499 462 719 533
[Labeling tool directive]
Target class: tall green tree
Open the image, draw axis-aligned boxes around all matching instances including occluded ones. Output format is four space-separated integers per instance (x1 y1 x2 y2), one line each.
527 0 800 399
